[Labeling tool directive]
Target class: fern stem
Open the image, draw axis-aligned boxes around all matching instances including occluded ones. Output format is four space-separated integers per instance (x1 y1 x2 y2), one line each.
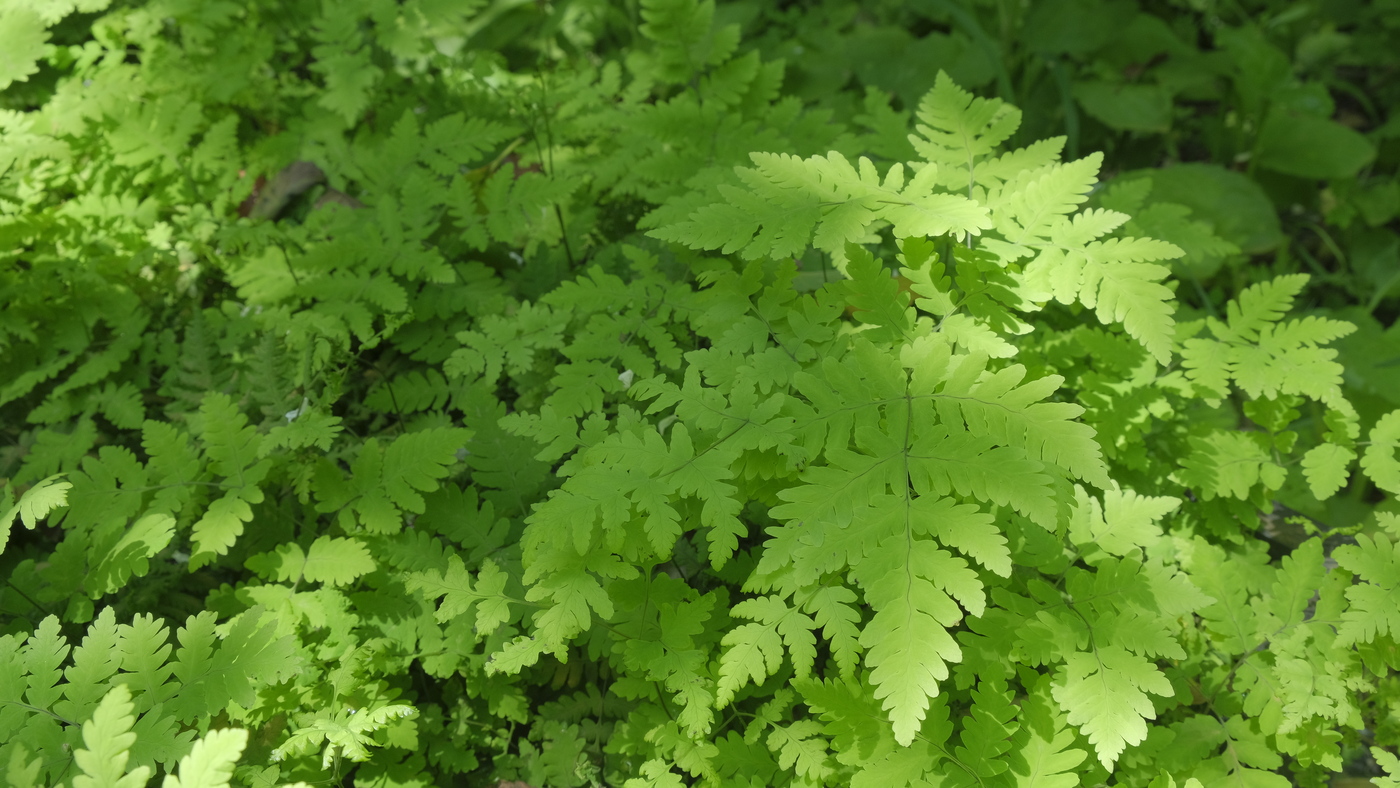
1184 269 1219 319
3 579 52 618
0 699 77 726
1307 222 1349 273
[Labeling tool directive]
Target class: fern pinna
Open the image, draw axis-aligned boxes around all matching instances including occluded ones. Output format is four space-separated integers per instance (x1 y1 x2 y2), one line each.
3 0 1400 784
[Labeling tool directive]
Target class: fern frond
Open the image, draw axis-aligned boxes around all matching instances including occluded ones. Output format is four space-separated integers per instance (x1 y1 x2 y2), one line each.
720 595 819 705
716 616 788 709
1361 410 1400 494
766 719 835 782
1217 273 1309 344
854 518 976 746
1332 533 1400 645
198 393 270 488
54 608 122 725
1180 277 1356 408
191 494 254 566
1076 243 1181 365
1 474 71 554
161 728 247 788
636 0 740 83
1180 336 1232 401
249 536 376 587
1177 430 1285 500
141 420 200 516
1050 646 1173 770
381 427 473 514
169 609 297 721
1067 486 1180 558
838 242 916 342
801 585 863 680
998 154 1104 244
271 702 417 767
407 555 513 636
1234 322 1354 404
87 513 176 596
1300 442 1355 500
1370 747 1400 788
1007 676 1089 788
908 424 1058 529
1187 539 1266 655
73 684 152 788
954 676 1019 782
909 70 1020 191
650 149 989 264
927 351 1112 489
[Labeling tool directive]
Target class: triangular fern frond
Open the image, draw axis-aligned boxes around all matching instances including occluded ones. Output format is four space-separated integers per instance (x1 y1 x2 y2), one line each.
908 71 1021 193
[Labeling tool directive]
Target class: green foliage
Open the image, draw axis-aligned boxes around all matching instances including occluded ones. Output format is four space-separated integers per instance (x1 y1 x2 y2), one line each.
0 474 70 552
2 0 1398 787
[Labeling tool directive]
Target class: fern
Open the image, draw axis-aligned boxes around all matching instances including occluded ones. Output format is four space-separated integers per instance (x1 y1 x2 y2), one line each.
1182 274 1357 406
650 149 991 265
4 3 1400 786
160 728 248 788
0 474 71 554
1332 533 1400 645
1051 646 1174 770
407 555 514 636
0 608 296 784
72 684 151 788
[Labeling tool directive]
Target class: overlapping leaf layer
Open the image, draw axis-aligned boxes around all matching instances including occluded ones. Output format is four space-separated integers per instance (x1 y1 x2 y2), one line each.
2 1 1398 787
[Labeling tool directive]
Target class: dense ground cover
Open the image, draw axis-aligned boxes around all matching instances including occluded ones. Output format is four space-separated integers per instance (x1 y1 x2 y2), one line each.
2 1 1399 787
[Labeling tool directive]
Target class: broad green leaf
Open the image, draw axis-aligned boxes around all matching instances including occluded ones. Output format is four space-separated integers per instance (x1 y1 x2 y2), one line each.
845 28 995 109
1216 25 1291 114
1115 165 1283 254
1073 81 1173 132
1023 0 1134 57
1255 109 1377 180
